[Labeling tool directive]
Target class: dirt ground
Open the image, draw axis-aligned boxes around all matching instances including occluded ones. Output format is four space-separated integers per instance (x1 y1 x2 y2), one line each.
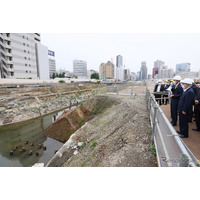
47 94 157 167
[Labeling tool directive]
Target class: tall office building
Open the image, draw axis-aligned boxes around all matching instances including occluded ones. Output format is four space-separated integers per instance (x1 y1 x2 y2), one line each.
116 55 123 68
152 67 159 79
0 33 41 79
154 59 165 78
99 61 114 80
73 60 87 77
48 50 56 77
136 71 142 81
99 63 106 80
176 63 190 72
123 68 130 81
140 61 147 80
115 67 124 81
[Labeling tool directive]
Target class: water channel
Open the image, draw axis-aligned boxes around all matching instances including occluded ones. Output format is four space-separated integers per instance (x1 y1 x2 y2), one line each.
0 108 73 167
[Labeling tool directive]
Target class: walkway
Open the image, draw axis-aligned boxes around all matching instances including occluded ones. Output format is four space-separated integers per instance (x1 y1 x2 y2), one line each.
161 104 200 161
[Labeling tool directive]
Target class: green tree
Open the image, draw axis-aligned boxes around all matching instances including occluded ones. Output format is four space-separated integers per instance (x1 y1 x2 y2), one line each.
52 73 56 79
61 72 65 78
91 73 99 79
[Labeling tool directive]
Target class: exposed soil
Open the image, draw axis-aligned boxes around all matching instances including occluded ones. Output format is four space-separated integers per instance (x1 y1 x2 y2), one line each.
43 96 121 143
47 94 157 167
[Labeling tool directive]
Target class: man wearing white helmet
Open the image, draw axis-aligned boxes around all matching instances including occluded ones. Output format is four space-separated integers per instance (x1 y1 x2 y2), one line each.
177 78 195 138
169 75 183 126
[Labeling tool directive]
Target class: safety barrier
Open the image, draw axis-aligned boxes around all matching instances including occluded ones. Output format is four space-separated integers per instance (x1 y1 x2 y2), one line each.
146 88 199 167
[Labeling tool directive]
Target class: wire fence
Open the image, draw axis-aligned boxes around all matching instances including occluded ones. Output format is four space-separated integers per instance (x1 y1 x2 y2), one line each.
146 88 199 167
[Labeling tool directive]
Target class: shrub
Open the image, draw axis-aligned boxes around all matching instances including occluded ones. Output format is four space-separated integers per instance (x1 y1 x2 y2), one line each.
150 144 156 156
59 80 65 83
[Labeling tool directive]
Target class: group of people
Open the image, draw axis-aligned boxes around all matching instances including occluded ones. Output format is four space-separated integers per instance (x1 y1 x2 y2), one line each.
153 76 200 138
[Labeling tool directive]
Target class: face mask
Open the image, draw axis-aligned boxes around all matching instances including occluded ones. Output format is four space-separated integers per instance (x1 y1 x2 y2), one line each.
182 84 185 89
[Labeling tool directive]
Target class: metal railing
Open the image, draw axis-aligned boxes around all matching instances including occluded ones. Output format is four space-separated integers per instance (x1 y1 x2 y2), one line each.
146 88 199 167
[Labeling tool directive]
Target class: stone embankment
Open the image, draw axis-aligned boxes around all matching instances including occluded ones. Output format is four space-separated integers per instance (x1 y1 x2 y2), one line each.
0 83 106 126
46 94 157 167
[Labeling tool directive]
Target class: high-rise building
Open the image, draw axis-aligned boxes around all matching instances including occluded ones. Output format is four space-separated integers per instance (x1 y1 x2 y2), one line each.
140 61 147 80
154 60 165 69
35 43 49 80
130 72 137 81
154 60 165 78
123 68 130 81
99 61 114 80
115 67 124 81
48 50 56 78
105 61 114 79
176 63 190 72
159 66 174 79
73 59 87 77
99 63 106 80
136 71 142 81
152 67 159 79
116 55 123 68
0 33 41 79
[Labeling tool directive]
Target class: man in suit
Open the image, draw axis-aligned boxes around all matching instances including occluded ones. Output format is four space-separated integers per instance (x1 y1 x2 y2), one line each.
177 78 194 138
192 81 200 131
169 76 183 126
153 79 165 105
163 80 170 105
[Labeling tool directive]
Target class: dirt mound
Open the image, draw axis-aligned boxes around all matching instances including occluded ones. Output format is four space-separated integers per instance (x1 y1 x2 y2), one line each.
43 96 121 143
83 95 121 114
43 106 92 143
47 94 157 167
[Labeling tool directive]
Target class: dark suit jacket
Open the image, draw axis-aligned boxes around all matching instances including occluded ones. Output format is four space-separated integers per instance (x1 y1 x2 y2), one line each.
171 83 183 100
192 85 198 96
164 84 170 90
178 87 195 114
194 87 200 110
154 84 165 93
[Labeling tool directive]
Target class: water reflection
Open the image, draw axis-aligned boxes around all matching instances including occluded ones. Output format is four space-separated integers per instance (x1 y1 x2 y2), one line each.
0 109 67 167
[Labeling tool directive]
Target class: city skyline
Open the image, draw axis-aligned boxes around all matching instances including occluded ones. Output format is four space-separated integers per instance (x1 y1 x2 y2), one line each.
41 33 200 74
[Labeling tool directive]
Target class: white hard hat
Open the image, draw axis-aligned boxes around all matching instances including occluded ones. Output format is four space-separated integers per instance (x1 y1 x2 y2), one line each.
157 79 162 83
173 75 181 81
180 78 194 85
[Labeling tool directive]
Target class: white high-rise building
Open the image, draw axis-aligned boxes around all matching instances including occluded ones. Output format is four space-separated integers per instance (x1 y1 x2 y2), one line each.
73 59 87 77
115 67 124 81
0 33 40 79
115 55 124 81
35 43 49 80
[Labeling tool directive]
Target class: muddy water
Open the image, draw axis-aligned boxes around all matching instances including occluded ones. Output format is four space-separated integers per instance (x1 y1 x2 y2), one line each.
0 109 71 167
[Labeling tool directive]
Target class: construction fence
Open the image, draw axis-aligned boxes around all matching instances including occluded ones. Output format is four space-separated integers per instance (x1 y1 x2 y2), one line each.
106 83 128 94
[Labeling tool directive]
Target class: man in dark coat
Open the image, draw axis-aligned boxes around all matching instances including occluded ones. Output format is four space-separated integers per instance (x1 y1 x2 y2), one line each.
169 76 183 126
192 81 200 131
153 79 165 105
188 82 198 122
163 80 170 105
177 78 194 138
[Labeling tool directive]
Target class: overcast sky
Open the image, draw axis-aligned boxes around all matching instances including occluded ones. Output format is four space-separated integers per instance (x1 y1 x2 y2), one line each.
41 33 200 75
